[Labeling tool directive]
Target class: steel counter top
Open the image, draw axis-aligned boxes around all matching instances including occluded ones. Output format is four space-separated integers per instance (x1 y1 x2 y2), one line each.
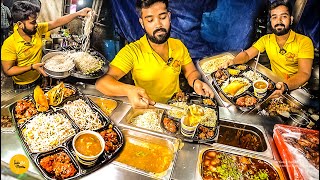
1 84 284 180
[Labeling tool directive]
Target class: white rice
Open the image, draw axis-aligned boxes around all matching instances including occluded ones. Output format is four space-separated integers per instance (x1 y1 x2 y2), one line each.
242 70 264 82
44 54 74 72
130 111 162 132
201 54 234 74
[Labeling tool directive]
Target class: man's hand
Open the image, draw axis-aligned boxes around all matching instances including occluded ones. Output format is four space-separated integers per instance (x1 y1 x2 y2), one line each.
269 82 286 99
32 63 48 77
218 59 234 69
127 86 155 109
77 8 92 17
193 79 214 98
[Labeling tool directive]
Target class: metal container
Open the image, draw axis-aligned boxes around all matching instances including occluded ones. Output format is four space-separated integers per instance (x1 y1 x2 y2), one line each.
198 52 235 76
1 107 15 133
86 95 122 117
112 128 180 180
216 119 274 159
286 113 310 127
119 108 165 134
195 144 287 180
41 51 74 79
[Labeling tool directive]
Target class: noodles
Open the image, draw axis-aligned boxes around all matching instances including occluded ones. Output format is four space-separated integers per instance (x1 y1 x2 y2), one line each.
23 113 76 152
82 10 95 52
63 99 104 130
66 51 104 75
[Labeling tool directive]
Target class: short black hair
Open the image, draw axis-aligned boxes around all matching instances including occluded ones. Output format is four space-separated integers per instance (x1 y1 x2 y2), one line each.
12 1 41 23
269 0 292 16
136 0 168 17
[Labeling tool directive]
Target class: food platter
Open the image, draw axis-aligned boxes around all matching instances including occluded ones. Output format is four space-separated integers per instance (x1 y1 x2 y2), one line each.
196 146 286 180
118 93 219 144
42 49 108 80
211 64 276 112
161 93 219 143
8 84 124 179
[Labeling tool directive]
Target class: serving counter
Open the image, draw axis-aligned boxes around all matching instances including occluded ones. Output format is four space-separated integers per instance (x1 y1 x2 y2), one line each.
1 84 287 180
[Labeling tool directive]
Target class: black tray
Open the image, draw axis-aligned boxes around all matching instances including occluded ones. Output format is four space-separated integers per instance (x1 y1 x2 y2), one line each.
162 93 219 143
211 64 276 112
9 89 124 179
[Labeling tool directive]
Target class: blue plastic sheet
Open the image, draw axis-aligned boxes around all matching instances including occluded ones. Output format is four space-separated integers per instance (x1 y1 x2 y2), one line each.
110 0 319 60
201 0 263 53
295 0 319 49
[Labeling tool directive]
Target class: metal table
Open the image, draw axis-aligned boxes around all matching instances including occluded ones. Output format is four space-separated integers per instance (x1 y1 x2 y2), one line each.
1 84 285 180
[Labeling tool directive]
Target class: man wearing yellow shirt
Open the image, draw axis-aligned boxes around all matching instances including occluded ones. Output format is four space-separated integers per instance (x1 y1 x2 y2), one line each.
220 0 314 98
96 0 214 109
1 1 91 91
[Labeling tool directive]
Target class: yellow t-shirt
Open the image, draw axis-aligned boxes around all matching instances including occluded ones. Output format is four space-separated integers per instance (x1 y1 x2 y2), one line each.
111 35 192 103
253 30 314 80
1 23 49 85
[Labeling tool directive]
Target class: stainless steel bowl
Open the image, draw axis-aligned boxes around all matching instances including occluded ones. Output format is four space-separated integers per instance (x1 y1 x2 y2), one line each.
41 52 75 79
287 113 310 127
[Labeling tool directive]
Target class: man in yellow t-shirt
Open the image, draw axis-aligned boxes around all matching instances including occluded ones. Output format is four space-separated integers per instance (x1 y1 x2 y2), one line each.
96 0 214 109
220 0 314 98
1 1 91 91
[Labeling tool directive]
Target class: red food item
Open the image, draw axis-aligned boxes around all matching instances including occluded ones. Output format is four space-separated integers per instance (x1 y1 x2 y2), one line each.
99 125 119 153
236 95 257 107
15 99 37 124
40 151 77 179
163 117 177 133
273 124 319 180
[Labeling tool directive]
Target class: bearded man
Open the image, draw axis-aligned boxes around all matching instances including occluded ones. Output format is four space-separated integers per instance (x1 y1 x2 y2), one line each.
220 0 314 98
96 0 214 108
1 1 91 91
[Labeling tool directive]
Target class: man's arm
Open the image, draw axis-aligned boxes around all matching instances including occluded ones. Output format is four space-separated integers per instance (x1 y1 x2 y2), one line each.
286 58 313 89
182 62 214 98
270 58 313 98
47 8 91 31
1 60 47 77
95 65 153 108
220 47 260 69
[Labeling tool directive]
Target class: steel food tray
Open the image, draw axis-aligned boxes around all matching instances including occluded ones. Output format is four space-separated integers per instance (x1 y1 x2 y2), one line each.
249 93 313 127
216 119 274 160
1 107 15 133
42 50 108 80
8 90 124 179
197 52 235 76
211 64 276 112
86 95 122 117
112 128 180 180
162 93 220 143
195 144 286 180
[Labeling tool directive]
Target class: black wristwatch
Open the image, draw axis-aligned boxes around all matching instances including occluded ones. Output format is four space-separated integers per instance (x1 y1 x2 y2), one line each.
283 82 289 93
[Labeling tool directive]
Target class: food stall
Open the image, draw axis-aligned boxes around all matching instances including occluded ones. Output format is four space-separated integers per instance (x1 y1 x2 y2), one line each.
1 0 319 180
1 59 319 179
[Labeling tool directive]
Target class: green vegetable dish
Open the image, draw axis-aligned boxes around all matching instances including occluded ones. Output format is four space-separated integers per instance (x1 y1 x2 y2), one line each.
201 150 280 180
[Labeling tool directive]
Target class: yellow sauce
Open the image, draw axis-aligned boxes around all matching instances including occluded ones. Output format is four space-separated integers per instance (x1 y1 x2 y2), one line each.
75 134 102 156
116 136 174 173
92 98 117 116
254 81 267 89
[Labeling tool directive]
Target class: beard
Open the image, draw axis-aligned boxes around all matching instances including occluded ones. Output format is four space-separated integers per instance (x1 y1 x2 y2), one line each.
146 26 171 44
22 26 37 36
271 23 290 36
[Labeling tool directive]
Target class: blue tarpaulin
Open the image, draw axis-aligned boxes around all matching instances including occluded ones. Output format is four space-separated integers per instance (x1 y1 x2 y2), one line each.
110 0 319 61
